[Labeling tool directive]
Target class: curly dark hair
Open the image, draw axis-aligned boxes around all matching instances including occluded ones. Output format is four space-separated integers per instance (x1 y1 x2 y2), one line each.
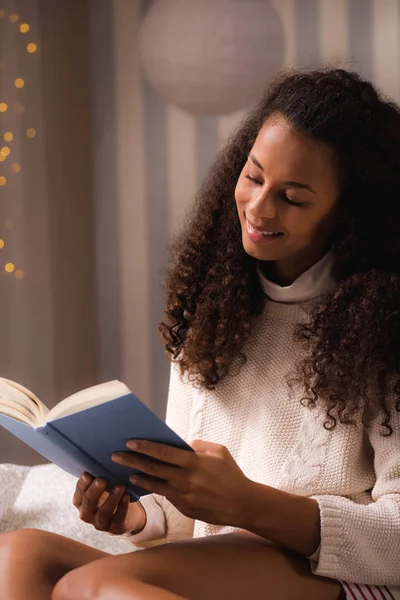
160 68 400 435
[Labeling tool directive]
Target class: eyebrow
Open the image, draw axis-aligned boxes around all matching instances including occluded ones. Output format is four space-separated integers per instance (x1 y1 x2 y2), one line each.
249 154 317 195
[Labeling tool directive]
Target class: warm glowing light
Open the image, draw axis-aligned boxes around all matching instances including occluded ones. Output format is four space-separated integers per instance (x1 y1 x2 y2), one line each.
15 269 25 279
0 176 7 185
26 128 36 138
0 154 6 163
9 13 19 23
15 78 24 88
0 10 5 18
4 132 13 142
20 23 30 33
5 219 14 229
0 103 8 112
5 262 15 273
11 163 21 173
27 43 37 54
1 146 10 157
0 240 4 249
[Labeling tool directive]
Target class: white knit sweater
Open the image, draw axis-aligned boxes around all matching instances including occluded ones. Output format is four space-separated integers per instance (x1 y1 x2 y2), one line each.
129 253 400 587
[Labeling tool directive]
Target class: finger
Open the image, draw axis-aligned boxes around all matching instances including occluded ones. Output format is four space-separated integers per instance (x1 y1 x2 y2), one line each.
97 490 111 509
79 478 107 523
93 484 125 531
111 452 180 481
129 473 169 497
124 440 194 468
108 494 131 535
72 472 93 508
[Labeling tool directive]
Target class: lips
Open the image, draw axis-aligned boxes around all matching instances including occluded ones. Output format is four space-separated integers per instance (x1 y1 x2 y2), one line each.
246 218 283 236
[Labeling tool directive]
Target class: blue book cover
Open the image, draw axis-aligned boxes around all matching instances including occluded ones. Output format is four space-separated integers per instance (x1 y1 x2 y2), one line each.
0 387 193 501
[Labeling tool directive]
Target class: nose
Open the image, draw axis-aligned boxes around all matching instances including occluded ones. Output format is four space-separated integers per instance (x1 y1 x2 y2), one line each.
248 192 276 220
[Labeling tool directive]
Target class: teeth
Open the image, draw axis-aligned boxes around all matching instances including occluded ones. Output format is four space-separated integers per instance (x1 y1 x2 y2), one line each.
248 223 281 236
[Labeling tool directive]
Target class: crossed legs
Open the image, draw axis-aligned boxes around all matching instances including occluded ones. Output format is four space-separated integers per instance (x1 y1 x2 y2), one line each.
0 529 345 600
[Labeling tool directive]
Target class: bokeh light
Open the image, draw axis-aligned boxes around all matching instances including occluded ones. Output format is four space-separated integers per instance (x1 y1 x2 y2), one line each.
5 263 15 273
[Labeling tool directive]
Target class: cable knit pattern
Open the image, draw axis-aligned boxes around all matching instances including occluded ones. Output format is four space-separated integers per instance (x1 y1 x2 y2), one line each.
128 257 400 588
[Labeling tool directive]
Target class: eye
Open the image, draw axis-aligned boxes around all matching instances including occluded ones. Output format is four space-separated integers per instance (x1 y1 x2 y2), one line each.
281 193 307 208
245 174 263 185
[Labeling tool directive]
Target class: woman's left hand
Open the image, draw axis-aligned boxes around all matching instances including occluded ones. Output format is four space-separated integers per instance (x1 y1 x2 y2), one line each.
111 439 251 527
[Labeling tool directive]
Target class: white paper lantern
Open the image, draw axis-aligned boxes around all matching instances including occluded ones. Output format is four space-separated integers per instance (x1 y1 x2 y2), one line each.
138 0 285 115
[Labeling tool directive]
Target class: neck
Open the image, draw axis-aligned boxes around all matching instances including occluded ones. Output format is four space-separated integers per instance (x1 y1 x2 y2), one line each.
260 247 330 286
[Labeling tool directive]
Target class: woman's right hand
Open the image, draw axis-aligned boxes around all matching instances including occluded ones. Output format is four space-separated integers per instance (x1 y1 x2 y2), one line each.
73 472 147 536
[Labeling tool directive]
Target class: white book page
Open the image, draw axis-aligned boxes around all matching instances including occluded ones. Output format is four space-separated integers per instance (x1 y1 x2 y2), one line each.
46 380 130 422
0 378 47 425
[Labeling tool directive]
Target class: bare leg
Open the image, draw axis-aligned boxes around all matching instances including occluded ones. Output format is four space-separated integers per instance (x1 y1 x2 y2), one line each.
0 529 108 600
73 579 189 600
53 531 345 600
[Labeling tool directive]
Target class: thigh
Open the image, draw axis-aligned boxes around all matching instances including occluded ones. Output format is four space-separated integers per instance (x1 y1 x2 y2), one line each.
56 532 345 600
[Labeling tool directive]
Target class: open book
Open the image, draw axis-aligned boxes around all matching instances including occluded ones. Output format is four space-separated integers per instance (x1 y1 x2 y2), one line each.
0 378 193 501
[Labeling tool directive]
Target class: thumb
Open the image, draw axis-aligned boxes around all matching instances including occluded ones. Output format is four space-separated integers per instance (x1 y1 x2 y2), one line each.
190 439 223 454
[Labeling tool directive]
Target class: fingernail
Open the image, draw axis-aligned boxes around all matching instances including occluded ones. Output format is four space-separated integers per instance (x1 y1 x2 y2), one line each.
111 453 121 462
127 441 138 450
129 476 137 484
113 485 122 495
95 479 104 488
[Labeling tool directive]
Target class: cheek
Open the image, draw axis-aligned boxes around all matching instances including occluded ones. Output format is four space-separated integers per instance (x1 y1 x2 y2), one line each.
235 182 252 223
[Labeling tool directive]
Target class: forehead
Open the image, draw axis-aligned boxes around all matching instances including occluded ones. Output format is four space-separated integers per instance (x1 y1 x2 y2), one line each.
251 115 338 187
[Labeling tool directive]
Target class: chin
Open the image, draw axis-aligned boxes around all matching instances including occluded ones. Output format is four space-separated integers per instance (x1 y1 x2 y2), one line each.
242 235 283 262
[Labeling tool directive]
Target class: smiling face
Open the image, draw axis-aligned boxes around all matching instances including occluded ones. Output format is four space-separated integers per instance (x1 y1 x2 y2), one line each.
235 114 341 285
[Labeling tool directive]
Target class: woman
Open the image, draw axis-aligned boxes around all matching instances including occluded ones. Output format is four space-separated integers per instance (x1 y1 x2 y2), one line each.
1 68 399 600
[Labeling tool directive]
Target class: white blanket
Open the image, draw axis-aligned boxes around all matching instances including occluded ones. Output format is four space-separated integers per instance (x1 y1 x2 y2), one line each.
0 463 136 554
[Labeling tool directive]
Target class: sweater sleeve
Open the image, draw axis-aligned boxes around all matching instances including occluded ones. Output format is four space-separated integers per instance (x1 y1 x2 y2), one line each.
310 399 400 585
128 362 195 549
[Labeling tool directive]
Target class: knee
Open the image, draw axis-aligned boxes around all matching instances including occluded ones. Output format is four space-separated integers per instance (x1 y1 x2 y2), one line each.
52 553 162 600
0 528 50 560
52 567 143 600
52 567 100 600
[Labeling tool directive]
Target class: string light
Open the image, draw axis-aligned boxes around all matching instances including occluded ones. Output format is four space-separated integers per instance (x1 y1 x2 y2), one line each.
0 15 35 279
5 263 15 273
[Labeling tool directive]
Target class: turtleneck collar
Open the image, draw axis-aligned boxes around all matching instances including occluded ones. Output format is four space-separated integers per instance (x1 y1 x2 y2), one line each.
257 250 336 303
